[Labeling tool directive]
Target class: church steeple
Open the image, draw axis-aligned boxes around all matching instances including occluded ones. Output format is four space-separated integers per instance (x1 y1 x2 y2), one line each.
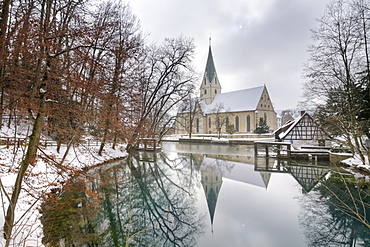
200 38 222 104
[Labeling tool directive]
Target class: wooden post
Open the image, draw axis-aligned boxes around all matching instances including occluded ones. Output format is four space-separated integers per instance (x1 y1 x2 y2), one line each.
254 142 258 156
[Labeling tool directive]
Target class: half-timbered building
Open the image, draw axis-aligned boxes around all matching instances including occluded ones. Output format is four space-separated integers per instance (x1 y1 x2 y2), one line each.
275 111 332 147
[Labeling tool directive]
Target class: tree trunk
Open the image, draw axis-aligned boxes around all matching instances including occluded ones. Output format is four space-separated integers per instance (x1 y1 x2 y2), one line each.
0 0 12 128
3 91 46 243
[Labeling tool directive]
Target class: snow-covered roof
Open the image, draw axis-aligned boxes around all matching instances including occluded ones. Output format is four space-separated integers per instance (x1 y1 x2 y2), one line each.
202 86 265 114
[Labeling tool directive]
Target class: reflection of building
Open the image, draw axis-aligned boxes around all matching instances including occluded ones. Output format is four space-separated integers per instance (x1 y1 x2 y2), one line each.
201 166 222 230
175 40 277 135
289 164 329 193
254 157 330 193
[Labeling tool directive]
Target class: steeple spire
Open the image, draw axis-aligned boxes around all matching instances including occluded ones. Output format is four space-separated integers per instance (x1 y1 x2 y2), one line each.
205 43 217 84
199 39 222 104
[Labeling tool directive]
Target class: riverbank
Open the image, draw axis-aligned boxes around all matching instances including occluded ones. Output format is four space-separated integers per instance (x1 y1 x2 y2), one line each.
0 124 128 246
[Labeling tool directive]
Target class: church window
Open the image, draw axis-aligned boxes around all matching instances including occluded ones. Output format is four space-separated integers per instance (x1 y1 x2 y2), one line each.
235 115 239 132
246 115 251 132
205 89 207 95
196 118 199 133
226 116 229 127
208 117 211 129
268 105 270 108
204 80 206 85
264 113 267 122
215 89 217 94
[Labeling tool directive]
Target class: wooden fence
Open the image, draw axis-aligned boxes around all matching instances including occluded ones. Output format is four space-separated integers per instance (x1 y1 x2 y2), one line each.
0 137 103 148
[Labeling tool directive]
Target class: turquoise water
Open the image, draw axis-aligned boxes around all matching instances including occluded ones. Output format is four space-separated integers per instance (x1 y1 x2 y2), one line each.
40 142 370 247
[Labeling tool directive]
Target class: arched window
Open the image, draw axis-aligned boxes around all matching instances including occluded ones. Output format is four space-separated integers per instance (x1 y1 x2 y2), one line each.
215 89 217 94
264 113 267 121
246 115 251 132
208 117 211 129
235 115 239 132
204 89 207 94
226 116 229 127
196 118 199 133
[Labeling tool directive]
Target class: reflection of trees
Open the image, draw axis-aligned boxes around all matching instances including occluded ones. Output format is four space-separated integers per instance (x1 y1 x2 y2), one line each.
40 179 103 246
299 171 370 246
40 152 204 246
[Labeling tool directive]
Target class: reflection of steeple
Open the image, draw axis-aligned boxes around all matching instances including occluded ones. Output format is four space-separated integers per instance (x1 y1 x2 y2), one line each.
259 172 271 189
201 166 222 231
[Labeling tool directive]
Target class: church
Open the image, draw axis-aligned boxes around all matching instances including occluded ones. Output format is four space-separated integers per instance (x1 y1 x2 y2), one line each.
175 41 278 135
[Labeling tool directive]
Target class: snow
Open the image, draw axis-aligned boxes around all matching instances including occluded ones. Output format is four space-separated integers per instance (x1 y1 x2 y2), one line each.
1 122 368 246
342 156 370 171
177 86 265 114
0 122 127 247
202 86 265 114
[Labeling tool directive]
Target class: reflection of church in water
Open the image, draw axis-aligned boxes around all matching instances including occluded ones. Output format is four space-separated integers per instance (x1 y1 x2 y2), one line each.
187 153 272 229
201 166 222 229
182 151 330 230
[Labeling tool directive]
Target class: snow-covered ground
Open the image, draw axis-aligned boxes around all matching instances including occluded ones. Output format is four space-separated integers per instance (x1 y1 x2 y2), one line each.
0 123 127 247
0 130 368 246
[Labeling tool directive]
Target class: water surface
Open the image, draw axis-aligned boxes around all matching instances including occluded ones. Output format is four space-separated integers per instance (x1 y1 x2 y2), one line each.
40 142 370 246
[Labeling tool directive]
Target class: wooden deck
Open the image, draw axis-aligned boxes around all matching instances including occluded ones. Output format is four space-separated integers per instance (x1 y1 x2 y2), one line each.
254 141 292 158
254 141 331 160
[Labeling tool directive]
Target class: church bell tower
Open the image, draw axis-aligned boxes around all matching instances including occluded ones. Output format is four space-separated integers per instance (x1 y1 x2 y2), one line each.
200 38 222 104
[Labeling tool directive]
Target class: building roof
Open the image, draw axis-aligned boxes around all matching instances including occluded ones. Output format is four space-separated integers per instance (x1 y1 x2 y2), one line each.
201 86 265 114
205 45 217 83
276 112 331 140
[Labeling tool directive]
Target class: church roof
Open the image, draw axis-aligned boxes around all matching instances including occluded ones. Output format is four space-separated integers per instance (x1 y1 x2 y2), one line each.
205 45 217 83
202 86 265 114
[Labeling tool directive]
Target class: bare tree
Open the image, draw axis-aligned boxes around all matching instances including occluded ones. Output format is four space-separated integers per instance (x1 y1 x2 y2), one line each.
210 103 232 139
176 96 201 138
2 0 87 243
126 37 197 150
95 1 143 155
303 0 369 164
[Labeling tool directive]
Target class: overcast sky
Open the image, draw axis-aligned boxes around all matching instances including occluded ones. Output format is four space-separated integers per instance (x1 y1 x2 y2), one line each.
129 0 332 110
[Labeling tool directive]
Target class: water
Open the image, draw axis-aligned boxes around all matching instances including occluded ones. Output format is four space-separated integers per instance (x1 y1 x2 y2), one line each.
40 142 370 247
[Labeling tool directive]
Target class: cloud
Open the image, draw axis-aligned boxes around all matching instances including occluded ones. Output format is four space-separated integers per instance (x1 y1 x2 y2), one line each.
129 0 331 109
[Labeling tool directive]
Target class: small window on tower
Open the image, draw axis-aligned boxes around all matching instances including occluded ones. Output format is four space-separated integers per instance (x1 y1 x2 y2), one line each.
205 89 207 94
215 89 217 94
